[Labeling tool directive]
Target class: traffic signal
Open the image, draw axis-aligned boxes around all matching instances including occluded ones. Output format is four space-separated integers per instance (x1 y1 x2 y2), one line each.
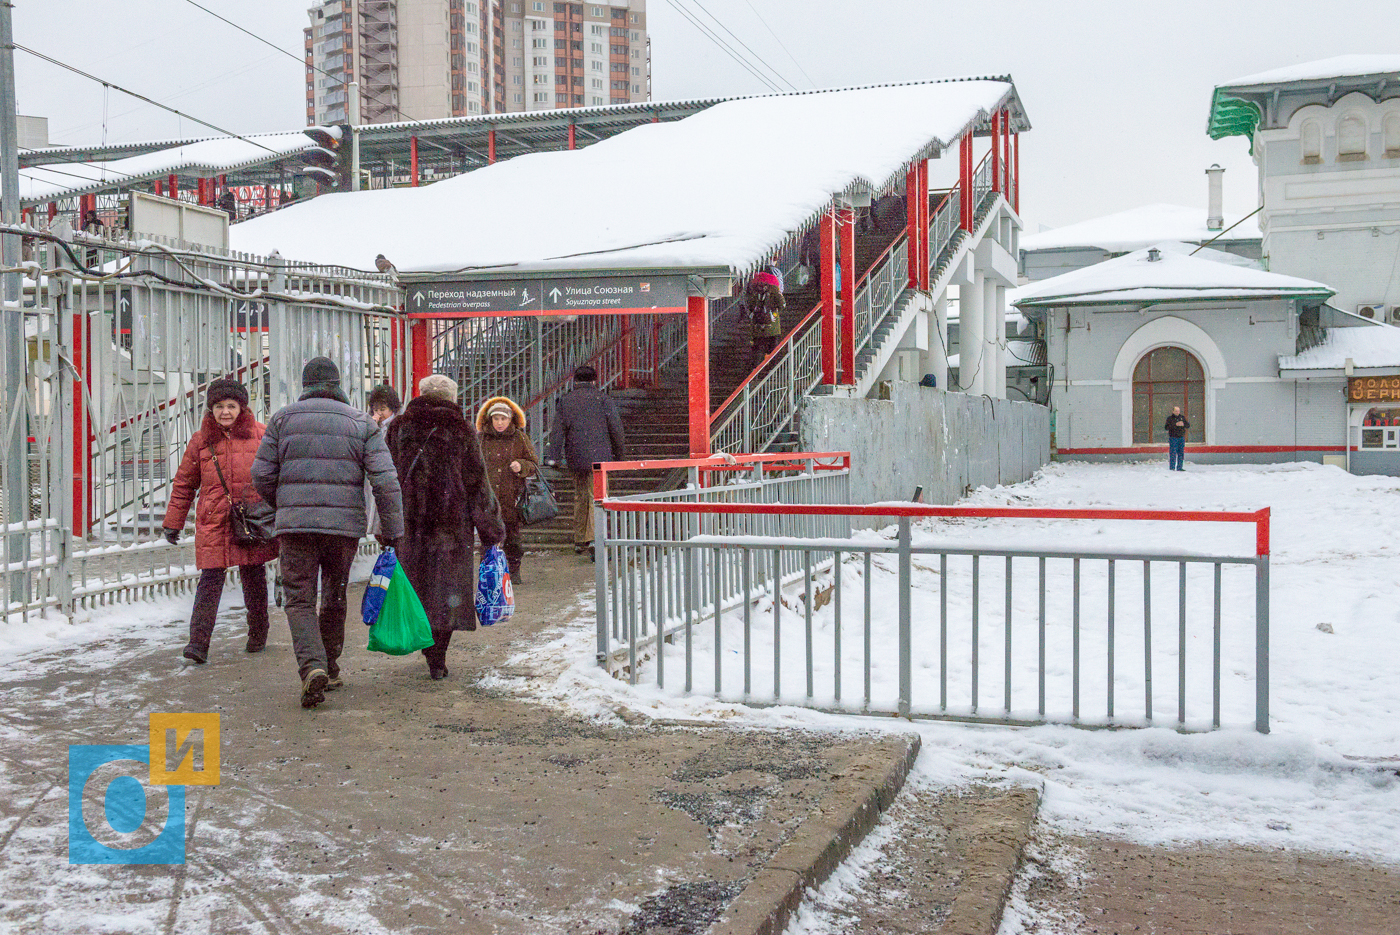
300 125 352 190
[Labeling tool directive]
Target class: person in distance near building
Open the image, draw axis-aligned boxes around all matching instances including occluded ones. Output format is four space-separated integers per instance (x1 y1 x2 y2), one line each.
386 374 505 681
163 378 279 665
545 364 626 557
1165 406 1189 472
251 357 404 709
476 395 539 585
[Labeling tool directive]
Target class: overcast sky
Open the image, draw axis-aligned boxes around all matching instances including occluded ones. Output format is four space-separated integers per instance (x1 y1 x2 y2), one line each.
11 0 1398 234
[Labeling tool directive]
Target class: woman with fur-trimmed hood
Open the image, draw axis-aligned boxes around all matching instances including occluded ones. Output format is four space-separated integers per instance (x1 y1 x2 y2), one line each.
475 395 539 584
386 374 505 680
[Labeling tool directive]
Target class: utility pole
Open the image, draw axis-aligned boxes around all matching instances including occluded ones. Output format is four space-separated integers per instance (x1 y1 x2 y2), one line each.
0 0 29 595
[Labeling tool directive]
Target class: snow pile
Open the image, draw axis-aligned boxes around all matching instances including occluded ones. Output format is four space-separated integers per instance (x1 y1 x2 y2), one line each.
1020 204 1260 254
1279 318 1400 370
230 79 1016 275
1011 241 1331 307
485 461 1400 862
1220 54 1400 88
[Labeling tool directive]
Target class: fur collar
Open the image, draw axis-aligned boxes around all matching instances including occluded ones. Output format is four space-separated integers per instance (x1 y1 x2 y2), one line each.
200 407 259 441
400 394 469 427
475 395 527 432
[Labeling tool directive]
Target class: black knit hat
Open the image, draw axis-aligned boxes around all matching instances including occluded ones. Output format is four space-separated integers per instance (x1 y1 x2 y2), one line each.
302 356 341 387
206 378 249 411
573 364 597 382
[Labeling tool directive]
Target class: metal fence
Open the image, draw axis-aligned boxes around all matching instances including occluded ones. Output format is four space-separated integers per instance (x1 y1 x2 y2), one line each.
0 222 404 621
595 473 1273 733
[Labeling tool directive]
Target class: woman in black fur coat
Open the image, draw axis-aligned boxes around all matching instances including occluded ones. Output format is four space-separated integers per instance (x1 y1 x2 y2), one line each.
385 374 505 679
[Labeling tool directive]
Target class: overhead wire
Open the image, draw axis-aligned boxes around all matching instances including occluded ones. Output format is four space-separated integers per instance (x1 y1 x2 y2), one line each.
682 0 798 92
662 0 782 93
176 0 419 124
11 43 282 156
739 0 815 87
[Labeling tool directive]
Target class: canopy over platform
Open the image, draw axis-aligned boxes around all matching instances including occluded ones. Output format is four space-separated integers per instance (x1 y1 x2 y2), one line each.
1012 242 1332 309
230 77 1028 279
1208 55 1400 142
16 131 323 206
1279 318 1400 373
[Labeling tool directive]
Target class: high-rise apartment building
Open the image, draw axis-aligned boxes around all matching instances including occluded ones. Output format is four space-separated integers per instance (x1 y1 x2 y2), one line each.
305 0 650 125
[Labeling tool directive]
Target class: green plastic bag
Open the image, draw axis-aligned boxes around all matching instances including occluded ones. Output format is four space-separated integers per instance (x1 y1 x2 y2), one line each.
366 560 435 655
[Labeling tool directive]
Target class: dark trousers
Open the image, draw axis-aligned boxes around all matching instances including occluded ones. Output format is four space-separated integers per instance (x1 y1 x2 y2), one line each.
422 629 453 669
188 564 269 650
502 522 523 573
1168 436 1185 471
279 533 359 679
752 333 777 360
572 470 594 546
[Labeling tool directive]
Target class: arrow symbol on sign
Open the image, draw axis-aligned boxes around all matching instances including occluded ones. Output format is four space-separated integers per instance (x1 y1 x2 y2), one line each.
413 292 424 308
548 287 562 304
119 296 129 313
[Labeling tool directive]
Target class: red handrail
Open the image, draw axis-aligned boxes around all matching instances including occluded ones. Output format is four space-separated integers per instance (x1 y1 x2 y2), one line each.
597 501 1273 557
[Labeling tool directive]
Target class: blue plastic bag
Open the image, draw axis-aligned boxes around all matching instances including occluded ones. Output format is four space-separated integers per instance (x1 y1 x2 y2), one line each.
475 544 515 626
361 547 397 625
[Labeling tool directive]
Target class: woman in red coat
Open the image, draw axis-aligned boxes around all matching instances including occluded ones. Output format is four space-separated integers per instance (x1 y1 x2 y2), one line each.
162 379 279 664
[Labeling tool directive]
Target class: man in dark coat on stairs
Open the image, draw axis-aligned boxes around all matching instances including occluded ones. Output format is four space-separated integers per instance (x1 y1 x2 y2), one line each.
545 364 626 554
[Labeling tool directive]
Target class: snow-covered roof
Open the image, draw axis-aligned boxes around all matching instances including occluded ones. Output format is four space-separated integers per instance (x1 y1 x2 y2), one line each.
1278 321 1400 371
17 131 320 203
1020 204 1260 255
229 78 1024 276
1011 242 1332 308
1218 55 1400 89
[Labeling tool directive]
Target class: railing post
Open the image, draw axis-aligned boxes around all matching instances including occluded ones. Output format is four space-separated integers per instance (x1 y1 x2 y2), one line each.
595 499 609 666
410 134 419 186
1255 508 1270 733
897 515 912 717
687 295 710 457
839 203 856 385
819 208 837 385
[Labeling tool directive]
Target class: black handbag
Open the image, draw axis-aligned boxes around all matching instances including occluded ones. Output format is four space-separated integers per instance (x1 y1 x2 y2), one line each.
516 472 559 526
209 445 276 547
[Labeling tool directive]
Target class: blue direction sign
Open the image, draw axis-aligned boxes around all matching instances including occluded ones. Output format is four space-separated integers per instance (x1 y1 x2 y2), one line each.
407 275 688 317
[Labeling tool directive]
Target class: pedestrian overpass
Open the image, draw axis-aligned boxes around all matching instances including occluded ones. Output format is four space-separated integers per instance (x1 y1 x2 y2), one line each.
230 78 1031 544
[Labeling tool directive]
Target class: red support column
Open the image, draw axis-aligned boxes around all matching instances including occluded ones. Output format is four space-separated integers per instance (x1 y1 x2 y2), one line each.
819 209 838 385
918 159 930 289
488 128 497 164
1002 111 1012 197
410 135 419 186
568 122 576 150
959 132 973 232
70 312 89 538
686 296 710 457
168 175 178 200
991 111 1002 197
154 180 163 197
839 205 856 384
905 163 920 290
651 320 661 384
409 320 430 396
47 202 57 222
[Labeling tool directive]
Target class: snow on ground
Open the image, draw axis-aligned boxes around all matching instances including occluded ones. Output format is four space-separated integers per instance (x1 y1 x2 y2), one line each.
484 461 1400 867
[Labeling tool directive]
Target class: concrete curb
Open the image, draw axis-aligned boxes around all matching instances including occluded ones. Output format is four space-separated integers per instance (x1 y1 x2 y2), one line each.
937 785 1042 935
708 732 922 935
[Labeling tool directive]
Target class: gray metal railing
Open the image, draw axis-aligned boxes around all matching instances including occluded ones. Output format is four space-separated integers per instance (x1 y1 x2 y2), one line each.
1 222 403 620
595 485 1273 733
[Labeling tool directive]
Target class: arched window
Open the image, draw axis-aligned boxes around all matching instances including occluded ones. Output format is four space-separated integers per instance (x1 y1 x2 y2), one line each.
1300 120 1322 163
1384 113 1400 157
1132 347 1205 444
1338 114 1368 160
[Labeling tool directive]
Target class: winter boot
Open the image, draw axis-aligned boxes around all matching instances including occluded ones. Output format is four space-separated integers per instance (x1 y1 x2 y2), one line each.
508 559 522 586
182 642 208 665
300 668 329 709
245 619 268 653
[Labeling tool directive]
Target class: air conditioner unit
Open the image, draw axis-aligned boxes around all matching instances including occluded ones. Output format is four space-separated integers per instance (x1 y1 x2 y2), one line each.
1357 303 1381 319
1390 306 1400 325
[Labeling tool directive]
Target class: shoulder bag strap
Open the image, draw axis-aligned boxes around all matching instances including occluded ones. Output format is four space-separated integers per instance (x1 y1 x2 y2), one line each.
207 442 238 505
404 426 438 478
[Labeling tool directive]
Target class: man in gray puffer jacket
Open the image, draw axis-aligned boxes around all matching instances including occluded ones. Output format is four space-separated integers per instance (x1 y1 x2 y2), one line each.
252 357 404 709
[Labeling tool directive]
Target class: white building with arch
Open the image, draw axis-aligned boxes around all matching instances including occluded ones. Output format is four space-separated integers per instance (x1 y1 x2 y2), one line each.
1010 242 1374 465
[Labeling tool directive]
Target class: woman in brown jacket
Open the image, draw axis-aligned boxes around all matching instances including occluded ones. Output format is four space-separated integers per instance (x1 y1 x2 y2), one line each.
162 379 279 664
476 395 539 584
